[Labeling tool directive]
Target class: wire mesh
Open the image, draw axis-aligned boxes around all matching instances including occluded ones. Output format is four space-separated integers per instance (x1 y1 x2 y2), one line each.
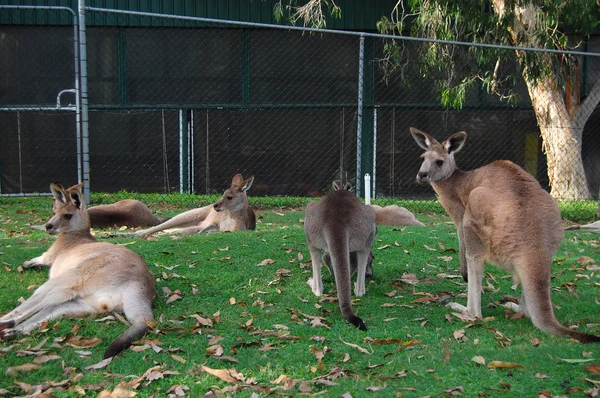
1 7 599 217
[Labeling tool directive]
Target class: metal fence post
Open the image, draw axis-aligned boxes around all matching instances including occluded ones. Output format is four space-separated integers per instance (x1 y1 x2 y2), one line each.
78 0 91 203
355 34 364 198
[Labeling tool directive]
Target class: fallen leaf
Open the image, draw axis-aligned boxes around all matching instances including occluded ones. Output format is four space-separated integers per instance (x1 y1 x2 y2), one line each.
6 363 40 375
66 337 102 348
258 258 275 266
486 361 524 369
84 357 113 370
201 366 240 384
471 356 486 366
340 339 371 354
559 358 595 364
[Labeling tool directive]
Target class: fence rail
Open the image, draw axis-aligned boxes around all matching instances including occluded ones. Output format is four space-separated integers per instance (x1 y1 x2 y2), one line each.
1 4 599 212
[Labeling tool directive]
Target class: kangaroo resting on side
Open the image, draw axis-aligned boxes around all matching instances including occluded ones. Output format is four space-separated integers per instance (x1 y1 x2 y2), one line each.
304 184 377 330
410 127 600 343
370 204 425 227
0 183 156 358
125 174 256 237
87 199 169 229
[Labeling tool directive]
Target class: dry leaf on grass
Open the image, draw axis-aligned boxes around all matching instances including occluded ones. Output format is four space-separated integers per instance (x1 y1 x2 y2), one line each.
340 339 371 354
486 361 524 369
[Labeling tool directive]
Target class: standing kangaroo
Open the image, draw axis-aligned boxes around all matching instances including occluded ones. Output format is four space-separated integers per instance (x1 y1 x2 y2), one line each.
0 183 156 358
410 127 600 343
126 174 256 237
304 185 377 331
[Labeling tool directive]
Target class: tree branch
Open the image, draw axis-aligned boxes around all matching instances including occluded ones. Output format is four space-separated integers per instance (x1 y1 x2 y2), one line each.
574 78 600 129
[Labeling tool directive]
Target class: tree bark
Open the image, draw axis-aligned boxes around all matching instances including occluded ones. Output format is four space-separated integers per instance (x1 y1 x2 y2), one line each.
491 0 592 200
526 78 590 200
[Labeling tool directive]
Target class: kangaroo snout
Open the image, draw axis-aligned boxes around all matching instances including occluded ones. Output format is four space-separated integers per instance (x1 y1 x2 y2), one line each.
45 223 56 233
416 172 430 183
213 203 222 212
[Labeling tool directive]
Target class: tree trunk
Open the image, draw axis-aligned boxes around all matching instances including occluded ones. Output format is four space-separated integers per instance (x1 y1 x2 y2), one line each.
526 77 590 200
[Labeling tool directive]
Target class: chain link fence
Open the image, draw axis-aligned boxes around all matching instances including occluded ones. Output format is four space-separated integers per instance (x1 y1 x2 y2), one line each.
1 6 599 216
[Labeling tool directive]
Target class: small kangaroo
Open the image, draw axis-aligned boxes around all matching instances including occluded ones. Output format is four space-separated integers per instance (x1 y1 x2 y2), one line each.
0 183 156 358
304 183 377 330
87 199 169 229
410 127 600 343
126 174 256 237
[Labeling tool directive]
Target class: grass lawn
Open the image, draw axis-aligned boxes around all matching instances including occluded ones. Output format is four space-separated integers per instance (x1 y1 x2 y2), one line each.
0 196 599 397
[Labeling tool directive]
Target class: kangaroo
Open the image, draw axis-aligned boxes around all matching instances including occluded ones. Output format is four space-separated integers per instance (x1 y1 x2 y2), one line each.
410 127 600 343
126 174 256 237
565 220 600 231
370 205 425 227
304 186 377 331
0 183 156 358
87 199 169 228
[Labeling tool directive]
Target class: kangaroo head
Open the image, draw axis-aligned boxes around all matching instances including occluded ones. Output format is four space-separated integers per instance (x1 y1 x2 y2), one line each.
214 174 254 212
410 127 466 183
46 182 89 234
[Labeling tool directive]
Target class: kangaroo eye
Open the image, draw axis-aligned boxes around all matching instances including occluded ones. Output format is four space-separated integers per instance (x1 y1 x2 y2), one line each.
435 160 444 167
64 214 73 220
227 196 233 200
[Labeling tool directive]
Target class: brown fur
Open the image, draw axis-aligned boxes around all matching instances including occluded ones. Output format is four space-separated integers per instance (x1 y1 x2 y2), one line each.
304 187 377 330
124 174 256 237
87 199 168 228
370 204 425 227
0 183 156 358
411 127 600 343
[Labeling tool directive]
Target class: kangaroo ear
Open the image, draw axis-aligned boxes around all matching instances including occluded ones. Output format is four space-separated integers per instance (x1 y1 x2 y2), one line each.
68 187 86 210
410 127 436 150
65 182 85 192
240 176 254 192
231 174 243 186
344 182 352 191
444 132 467 155
50 183 68 204
332 180 342 191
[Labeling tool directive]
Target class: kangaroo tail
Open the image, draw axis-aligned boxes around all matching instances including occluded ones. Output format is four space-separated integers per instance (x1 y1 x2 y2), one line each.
104 286 155 358
327 232 366 331
520 268 600 343
104 321 150 359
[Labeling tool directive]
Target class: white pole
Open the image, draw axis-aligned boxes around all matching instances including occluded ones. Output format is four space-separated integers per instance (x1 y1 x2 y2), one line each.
364 173 371 205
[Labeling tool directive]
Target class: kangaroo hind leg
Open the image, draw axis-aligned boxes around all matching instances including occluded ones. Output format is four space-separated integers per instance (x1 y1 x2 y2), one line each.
1 299 91 339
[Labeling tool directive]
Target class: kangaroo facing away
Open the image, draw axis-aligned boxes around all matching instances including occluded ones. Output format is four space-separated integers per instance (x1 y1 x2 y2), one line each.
0 183 156 358
126 174 256 237
410 127 600 343
304 184 377 331
87 199 168 229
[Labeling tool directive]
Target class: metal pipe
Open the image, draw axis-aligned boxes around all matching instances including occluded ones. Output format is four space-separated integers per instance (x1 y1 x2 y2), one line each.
85 6 600 59
56 89 77 109
78 0 91 203
355 34 365 198
372 107 377 200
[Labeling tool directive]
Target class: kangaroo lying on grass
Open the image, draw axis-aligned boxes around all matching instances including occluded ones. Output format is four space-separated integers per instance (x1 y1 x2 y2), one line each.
87 199 169 228
31 199 168 230
0 182 156 358
410 127 600 343
565 220 600 231
370 204 425 227
122 174 256 237
304 182 377 330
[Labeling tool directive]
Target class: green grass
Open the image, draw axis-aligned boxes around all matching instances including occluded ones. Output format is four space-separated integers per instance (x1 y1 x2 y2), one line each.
0 196 599 397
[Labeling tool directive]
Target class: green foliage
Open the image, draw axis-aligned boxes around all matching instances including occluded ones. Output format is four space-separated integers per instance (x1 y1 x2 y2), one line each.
0 200 599 396
376 0 598 109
